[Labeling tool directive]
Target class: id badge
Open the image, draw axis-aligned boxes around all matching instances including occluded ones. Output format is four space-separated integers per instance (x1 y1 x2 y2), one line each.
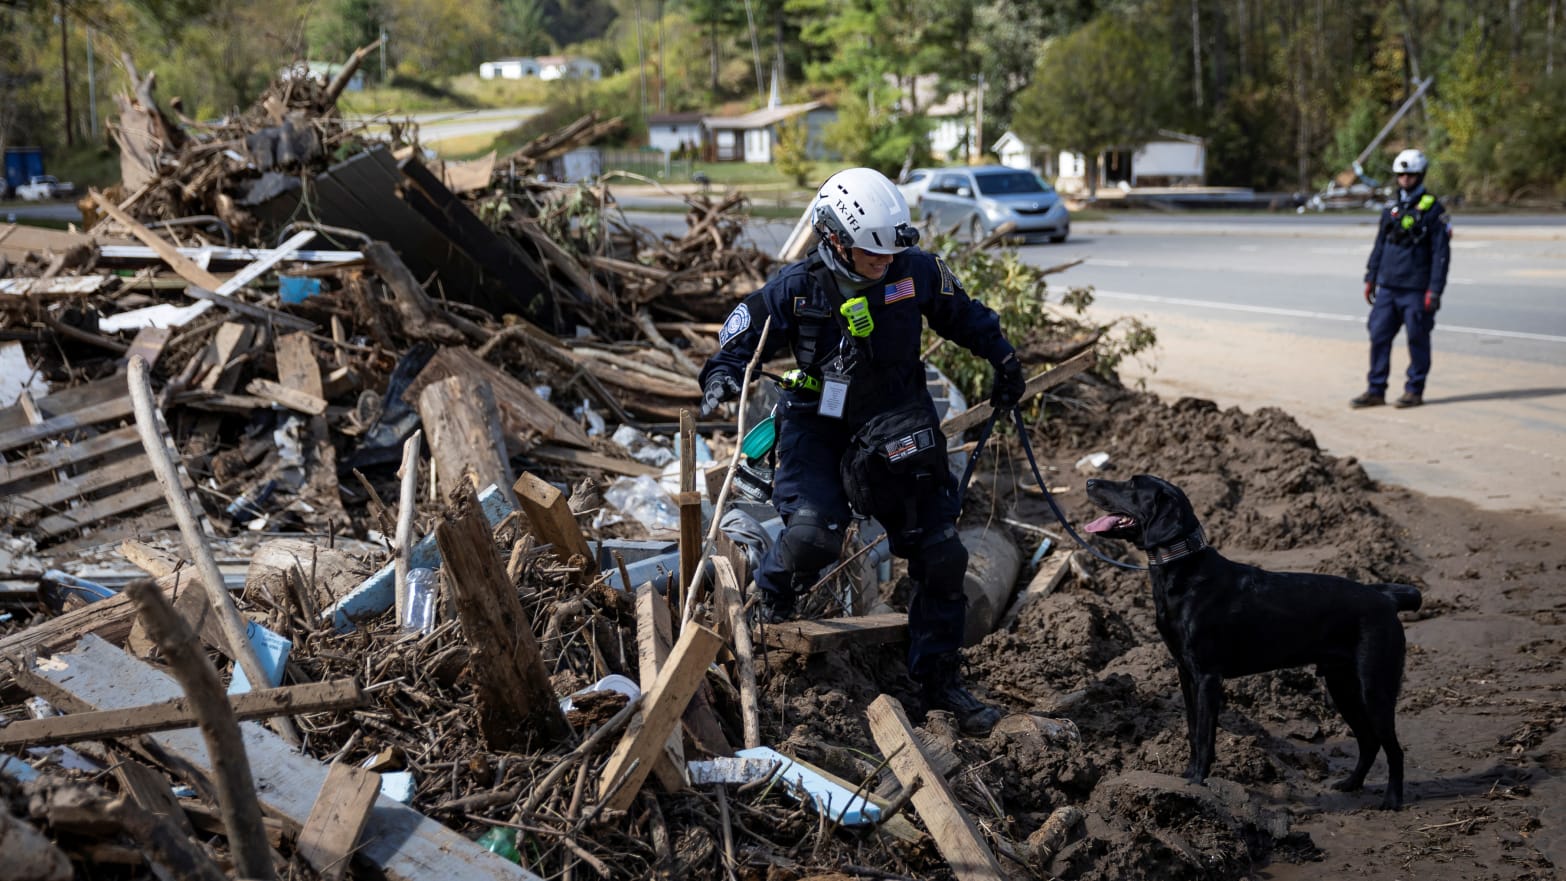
817 370 850 419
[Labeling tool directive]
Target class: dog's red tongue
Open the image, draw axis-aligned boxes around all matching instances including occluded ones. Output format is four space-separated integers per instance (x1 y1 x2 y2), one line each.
1083 514 1124 534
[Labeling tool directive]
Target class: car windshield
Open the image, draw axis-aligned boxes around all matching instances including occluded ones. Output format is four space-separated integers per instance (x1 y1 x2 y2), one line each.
975 171 1050 196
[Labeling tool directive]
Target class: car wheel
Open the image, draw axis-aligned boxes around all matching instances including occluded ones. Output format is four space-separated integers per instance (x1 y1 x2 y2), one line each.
968 215 985 243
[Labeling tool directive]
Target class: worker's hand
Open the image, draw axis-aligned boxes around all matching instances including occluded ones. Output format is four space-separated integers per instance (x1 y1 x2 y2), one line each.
1424 290 1441 312
989 352 1026 410
700 373 742 418
1364 281 1376 305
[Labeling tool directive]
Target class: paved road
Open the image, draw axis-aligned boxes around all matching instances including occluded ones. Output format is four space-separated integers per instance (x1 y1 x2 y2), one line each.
629 207 1565 513
1018 214 1566 513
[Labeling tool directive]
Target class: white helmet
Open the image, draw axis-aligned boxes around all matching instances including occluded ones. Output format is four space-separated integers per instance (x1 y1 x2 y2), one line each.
812 167 919 255
1392 149 1428 175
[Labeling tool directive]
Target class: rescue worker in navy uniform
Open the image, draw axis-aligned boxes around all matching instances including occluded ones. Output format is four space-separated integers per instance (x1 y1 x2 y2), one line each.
1353 148 1452 409
699 167 1025 735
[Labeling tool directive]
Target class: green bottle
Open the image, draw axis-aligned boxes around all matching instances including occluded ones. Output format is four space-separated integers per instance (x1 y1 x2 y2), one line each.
477 827 521 863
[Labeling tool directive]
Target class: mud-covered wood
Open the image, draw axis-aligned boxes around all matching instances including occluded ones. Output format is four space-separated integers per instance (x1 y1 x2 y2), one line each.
434 485 570 749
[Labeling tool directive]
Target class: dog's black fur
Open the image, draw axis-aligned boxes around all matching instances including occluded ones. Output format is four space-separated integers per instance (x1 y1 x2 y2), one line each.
1084 475 1421 810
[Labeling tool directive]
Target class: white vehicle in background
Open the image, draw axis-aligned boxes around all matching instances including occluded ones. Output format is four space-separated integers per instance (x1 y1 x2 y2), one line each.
896 167 936 214
15 175 75 201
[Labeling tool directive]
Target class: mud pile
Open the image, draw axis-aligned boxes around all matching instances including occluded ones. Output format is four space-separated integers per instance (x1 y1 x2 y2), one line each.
758 377 1424 880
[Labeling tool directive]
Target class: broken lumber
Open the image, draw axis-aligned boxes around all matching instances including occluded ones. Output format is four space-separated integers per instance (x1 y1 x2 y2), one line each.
124 578 274 881
940 348 1096 435
760 613 909 655
417 375 521 511
297 762 382 881
90 190 226 292
997 551 1071 632
434 485 570 750
633 582 687 792
24 636 545 881
598 624 722 812
404 346 591 450
712 557 760 749
0 679 364 748
866 694 1006 880
513 471 596 574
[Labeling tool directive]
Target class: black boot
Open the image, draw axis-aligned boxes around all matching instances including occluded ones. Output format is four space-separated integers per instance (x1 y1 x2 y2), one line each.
919 655 1002 736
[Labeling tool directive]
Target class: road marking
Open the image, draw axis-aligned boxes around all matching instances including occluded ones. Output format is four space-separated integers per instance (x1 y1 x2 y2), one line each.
1086 258 1130 267
1091 289 1566 344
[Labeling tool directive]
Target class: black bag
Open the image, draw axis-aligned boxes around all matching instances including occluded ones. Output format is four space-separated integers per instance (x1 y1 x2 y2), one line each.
840 401 946 521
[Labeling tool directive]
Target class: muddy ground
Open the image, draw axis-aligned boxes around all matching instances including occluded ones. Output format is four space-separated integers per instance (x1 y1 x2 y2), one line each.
756 373 1564 880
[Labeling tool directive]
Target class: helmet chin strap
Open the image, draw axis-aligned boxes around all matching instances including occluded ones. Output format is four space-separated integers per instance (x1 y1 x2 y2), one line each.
816 239 877 285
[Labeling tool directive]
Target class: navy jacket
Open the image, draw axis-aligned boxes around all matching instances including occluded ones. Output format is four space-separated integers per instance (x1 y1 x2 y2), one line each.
1366 188 1451 293
700 247 1014 427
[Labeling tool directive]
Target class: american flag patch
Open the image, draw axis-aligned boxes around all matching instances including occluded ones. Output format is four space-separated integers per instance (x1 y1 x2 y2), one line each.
883 277 915 304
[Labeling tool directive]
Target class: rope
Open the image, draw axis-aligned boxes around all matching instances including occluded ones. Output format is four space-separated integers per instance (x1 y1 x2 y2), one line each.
956 406 1146 572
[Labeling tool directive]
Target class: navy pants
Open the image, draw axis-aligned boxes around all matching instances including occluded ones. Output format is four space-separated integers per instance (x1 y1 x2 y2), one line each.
1366 285 1436 396
755 407 966 678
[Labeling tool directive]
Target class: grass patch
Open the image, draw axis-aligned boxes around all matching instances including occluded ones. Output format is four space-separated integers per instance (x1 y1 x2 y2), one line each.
427 132 505 159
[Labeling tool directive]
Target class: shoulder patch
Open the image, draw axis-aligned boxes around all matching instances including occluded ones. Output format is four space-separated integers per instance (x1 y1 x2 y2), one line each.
935 256 957 295
719 303 751 347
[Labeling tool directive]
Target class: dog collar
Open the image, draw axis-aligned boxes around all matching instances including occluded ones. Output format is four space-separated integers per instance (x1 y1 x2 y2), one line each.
1148 530 1207 566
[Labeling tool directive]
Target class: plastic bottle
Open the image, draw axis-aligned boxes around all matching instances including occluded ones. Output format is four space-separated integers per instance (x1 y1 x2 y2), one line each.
476 827 521 863
401 568 439 634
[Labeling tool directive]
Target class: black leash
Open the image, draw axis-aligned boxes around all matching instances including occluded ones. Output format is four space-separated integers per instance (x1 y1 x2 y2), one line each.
957 406 1146 572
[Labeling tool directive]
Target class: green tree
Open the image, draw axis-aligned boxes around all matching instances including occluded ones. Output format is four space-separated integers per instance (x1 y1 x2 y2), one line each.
772 115 811 185
1011 14 1173 195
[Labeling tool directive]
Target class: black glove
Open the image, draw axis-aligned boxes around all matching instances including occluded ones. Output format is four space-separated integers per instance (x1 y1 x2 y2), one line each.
1364 281 1376 305
700 373 742 417
989 352 1026 410
1424 290 1441 312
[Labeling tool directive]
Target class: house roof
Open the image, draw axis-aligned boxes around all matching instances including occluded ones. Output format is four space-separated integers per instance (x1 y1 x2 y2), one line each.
889 73 975 118
648 112 705 125
703 101 822 130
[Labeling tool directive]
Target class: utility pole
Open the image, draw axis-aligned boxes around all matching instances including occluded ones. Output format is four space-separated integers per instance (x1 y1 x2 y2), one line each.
974 72 984 163
86 26 97 138
379 27 387 83
60 0 74 147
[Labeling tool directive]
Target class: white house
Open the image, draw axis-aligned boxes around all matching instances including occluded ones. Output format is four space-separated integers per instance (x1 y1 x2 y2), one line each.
279 60 364 92
479 58 541 80
536 56 602 81
991 131 1035 171
703 102 829 163
646 112 704 155
1057 131 1207 191
894 74 981 162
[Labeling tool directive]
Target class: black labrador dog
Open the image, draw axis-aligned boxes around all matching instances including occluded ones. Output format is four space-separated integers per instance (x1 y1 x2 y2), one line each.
1083 475 1421 810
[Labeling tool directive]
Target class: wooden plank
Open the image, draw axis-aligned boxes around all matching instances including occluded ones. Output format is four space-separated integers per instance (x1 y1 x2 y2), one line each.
0 679 363 748
275 332 324 398
996 552 1071 633
677 492 703 594
0 223 96 263
760 613 909 655
90 191 226 291
0 375 127 436
2 452 155 520
33 477 181 539
435 486 570 749
866 694 1007 880
113 758 197 836
209 230 316 297
49 510 179 555
246 378 328 415
0 426 141 486
418 375 521 510
528 444 660 478
598 624 722 812
25 636 545 881
0 395 135 454
197 322 255 392
940 349 1096 435
634 583 687 791
712 557 761 750
123 326 173 370
513 471 596 574
186 285 316 332
404 347 591 450
297 762 382 881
